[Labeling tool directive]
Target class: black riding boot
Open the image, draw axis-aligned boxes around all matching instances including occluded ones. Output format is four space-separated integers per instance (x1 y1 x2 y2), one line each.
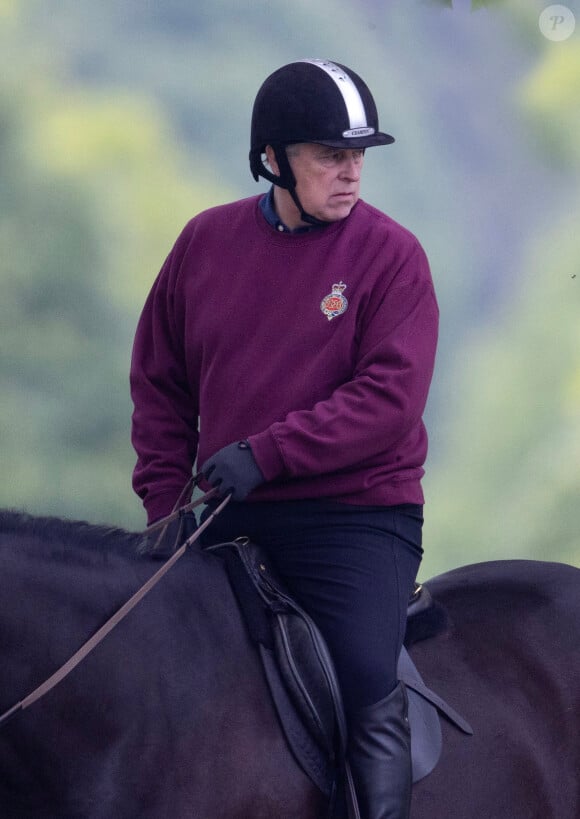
347 682 412 819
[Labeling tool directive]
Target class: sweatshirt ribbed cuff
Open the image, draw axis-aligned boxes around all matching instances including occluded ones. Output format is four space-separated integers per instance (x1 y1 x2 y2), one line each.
145 490 185 527
247 428 286 482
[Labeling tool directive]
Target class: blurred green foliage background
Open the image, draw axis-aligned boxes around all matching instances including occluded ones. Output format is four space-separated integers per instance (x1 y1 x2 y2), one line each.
1 0 578 578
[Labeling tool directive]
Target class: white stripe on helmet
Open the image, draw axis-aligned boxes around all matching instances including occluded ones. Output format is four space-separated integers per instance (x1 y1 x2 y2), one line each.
300 58 375 137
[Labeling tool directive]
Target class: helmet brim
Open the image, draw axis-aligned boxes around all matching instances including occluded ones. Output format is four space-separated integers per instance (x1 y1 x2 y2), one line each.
313 131 395 149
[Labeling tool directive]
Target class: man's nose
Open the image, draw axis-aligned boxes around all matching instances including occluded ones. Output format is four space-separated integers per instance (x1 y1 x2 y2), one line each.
339 156 362 180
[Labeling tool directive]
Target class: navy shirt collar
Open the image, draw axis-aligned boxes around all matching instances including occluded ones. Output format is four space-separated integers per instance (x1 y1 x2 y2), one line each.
259 186 322 234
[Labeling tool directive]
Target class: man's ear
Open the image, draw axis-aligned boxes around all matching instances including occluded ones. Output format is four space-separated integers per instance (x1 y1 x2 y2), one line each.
264 145 281 177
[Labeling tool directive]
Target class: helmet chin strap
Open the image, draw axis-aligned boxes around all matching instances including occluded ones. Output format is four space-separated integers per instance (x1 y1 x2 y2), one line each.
287 187 329 228
272 145 330 228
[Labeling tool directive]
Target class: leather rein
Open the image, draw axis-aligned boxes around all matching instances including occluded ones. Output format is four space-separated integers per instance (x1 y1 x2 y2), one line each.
0 480 230 728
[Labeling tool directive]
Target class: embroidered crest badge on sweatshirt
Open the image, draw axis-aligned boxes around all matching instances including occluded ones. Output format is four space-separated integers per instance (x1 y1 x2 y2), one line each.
320 281 348 321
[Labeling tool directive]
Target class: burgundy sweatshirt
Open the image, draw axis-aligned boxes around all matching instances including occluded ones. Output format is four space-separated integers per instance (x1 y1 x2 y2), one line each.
130 196 438 524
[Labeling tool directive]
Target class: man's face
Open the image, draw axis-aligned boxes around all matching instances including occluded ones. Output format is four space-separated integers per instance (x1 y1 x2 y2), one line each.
266 142 364 228
288 143 364 224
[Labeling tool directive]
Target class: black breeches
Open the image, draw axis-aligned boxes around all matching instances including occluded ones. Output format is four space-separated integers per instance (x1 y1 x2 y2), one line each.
200 499 423 714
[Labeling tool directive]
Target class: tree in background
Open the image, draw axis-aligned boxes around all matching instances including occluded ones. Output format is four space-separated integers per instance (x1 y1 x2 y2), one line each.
0 6 233 525
423 28 580 574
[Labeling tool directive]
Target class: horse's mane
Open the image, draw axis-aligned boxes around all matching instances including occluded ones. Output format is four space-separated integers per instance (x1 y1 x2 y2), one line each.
0 509 142 554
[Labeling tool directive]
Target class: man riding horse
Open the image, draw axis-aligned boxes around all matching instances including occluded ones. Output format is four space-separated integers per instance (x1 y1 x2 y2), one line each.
130 58 439 819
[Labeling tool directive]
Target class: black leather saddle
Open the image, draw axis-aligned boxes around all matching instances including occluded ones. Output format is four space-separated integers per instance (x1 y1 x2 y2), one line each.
206 537 473 800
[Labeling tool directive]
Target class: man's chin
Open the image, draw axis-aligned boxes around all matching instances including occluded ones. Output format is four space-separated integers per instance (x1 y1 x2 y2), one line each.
322 199 358 222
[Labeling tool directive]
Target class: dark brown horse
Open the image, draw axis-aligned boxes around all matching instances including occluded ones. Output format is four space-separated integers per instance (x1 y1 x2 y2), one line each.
0 510 578 818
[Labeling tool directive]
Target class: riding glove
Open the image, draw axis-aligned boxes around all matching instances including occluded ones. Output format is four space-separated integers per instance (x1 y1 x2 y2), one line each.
201 440 264 501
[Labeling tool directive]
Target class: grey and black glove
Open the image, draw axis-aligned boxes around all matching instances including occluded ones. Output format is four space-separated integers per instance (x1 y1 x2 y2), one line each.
201 440 264 501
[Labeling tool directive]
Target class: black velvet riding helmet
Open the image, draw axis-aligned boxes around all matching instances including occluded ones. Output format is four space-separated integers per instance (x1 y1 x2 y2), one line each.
249 59 394 223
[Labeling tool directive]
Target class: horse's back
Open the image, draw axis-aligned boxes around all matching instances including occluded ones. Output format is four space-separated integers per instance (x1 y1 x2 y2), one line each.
409 559 580 818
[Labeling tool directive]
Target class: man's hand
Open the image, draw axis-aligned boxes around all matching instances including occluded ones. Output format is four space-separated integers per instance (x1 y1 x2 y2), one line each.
201 441 264 501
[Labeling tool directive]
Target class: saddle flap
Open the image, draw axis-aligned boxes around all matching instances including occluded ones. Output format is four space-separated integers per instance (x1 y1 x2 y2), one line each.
259 644 335 797
407 687 442 782
273 611 337 757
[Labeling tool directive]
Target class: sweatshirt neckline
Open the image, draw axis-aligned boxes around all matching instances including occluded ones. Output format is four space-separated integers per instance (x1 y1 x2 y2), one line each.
252 195 360 246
